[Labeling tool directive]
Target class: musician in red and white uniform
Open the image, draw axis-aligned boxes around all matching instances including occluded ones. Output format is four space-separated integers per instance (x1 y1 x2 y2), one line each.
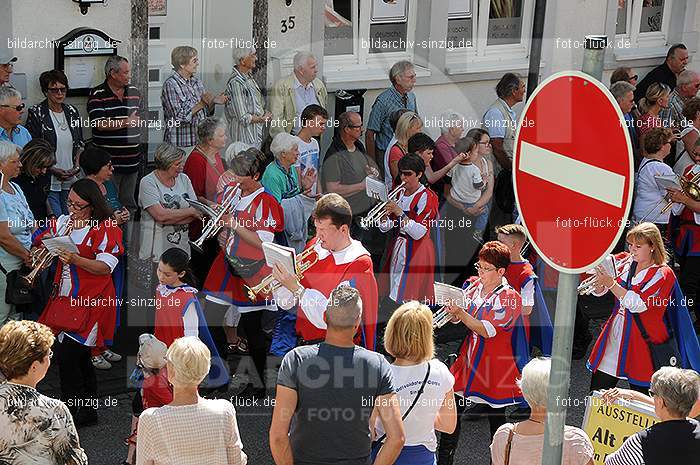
588 222 700 392
496 224 553 356
378 153 439 304
437 241 527 462
202 148 284 393
271 193 379 350
37 178 123 425
668 141 700 327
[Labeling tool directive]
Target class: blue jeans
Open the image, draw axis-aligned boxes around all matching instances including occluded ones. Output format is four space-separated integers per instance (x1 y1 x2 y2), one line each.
459 200 491 234
48 189 69 216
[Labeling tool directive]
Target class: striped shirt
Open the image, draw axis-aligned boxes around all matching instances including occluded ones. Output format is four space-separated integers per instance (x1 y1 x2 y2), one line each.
87 81 142 173
224 66 265 149
605 432 644 465
366 86 418 152
161 72 207 147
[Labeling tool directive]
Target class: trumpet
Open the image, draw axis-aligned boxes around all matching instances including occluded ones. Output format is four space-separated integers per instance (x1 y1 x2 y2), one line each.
245 247 319 301
22 217 74 287
360 182 406 230
188 185 241 254
577 254 633 295
660 169 700 214
433 280 480 329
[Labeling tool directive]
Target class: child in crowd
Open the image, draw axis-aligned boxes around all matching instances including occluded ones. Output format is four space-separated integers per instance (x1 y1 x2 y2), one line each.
446 135 488 238
124 334 172 465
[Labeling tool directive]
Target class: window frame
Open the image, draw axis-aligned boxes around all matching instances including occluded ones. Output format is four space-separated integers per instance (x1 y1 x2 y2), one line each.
615 0 674 49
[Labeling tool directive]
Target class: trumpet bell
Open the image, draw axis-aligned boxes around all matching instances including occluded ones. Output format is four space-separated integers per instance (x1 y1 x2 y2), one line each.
188 240 205 255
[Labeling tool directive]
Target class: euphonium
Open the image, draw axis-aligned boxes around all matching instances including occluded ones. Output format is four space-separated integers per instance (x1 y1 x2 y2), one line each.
433 279 480 329
245 247 319 301
577 254 633 295
360 182 406 230
188 185 241 254
22 216 74 286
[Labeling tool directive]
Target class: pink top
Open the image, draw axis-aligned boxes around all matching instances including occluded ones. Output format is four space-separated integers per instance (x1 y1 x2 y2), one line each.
490 424 594 465
637 113 666 149
433 134 458 172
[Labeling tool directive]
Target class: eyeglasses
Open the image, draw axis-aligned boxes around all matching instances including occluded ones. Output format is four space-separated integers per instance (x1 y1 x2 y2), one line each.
648 389 655 397
47 350 53 360
474 262 497 272
628 75 638 82
67 199 91 210
479 141 492 146
47 87 68 94
0 103 25 112
348 125 363 129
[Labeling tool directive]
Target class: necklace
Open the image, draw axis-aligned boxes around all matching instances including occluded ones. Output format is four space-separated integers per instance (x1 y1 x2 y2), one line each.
51 110 69 131
527 418 544 424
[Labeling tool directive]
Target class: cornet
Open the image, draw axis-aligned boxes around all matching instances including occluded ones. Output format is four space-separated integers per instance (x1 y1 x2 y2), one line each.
22 216 74 287
360 182 406 230
433 279 480 329
245 247 319 301
188 185 241 254
577 254 633 295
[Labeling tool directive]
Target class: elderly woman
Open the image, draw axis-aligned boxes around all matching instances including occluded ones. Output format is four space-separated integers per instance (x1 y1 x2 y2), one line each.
604 367 700 464
372 301 456 465
674 97 700 175
490 358 594 465
26 69 84 215
136 336 247 465
14 138 55 223
224 46 270 149
0 320 87 464
161 46 228 151
261 132 315 251
138 143 201 289
0 141 34 325
433 110 465 200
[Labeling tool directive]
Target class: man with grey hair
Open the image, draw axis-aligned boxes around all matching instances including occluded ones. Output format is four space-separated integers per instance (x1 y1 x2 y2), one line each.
270 285 405 465
224 46 271 149
366 60 418 165
0 86 31 148
605 367 700 465
0 49 17 88
269 51 328 137
87 55 142 214
611 80 639 160
660 69 700 130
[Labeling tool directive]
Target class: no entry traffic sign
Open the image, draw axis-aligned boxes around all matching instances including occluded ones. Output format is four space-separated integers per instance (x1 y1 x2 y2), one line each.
514 71 634 273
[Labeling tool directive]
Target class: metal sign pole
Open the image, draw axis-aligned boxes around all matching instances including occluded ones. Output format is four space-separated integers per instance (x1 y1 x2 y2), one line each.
541 272 578 465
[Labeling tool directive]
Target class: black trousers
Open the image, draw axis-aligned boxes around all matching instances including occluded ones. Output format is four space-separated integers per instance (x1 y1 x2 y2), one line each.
589 370 650 395
678 255 700 323
190 237 219 290
437 397 508 465
56 337 97 415
203 299 229 363
238 310 271 389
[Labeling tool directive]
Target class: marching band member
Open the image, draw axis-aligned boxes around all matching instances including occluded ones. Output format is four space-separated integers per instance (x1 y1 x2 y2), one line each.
202 148 284 394
588 222 700 393
437 241 528 464
37 178 123 426
496 224 553 356
271 193 379 350
379 153 439 305
154 247 228 390
668 139 700 328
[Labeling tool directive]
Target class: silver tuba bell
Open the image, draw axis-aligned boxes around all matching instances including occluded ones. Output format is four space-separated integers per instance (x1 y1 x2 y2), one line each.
188 185 241 254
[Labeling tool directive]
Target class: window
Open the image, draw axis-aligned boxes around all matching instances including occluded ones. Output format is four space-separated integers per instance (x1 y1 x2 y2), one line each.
148 68 160 83
148 26 161 41
323 0 416 66
615 0 672 47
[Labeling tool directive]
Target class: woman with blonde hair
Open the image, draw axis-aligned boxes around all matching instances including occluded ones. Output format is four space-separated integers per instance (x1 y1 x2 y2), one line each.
372 301 456 465
386 111 423 188
0 320 87 464
136 336 247 465
637 82 672 152
588 222 700 393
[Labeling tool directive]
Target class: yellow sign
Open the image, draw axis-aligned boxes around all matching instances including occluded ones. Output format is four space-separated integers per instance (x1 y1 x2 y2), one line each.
582 392 659 465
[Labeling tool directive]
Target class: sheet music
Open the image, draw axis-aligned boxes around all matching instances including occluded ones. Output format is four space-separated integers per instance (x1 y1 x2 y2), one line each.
262 242 296 274
654 174 681 191
365 176 387 202
434 282 467 309
42 235 79 255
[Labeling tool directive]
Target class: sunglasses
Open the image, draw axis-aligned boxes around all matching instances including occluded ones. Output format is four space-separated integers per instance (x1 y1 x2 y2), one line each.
400 170 416 176
628 75 638 81
0 103 25 112
47 87 68 94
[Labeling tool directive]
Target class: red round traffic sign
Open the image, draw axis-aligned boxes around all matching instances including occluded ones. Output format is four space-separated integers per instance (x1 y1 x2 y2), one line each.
514 71 634 273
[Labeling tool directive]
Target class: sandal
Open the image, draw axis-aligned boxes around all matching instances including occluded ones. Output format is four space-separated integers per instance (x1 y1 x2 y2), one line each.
229 337 248 354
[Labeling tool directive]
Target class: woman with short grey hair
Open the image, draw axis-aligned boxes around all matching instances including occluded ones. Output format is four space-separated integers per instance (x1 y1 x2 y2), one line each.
224 46 270 149
489 358 595 465
604 367 700 465
0 140 35 325
138 144 200 289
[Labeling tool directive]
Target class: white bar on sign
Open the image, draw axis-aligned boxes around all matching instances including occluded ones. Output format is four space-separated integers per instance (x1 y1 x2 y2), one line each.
519 141 625 208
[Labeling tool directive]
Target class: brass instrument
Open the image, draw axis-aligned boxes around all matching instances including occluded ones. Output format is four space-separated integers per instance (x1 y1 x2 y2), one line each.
188 185 241 254
577 254 633 295
360 182 406 230
22 217 74 286
245 247 319 301
433 280 480 329
660 170 700 214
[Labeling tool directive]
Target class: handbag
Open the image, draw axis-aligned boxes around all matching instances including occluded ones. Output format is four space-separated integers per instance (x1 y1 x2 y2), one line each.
225 254 265 279
0 263 34 305
372 362 431 450
39 296 90 333
625 262 681 370
494 168 515 213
